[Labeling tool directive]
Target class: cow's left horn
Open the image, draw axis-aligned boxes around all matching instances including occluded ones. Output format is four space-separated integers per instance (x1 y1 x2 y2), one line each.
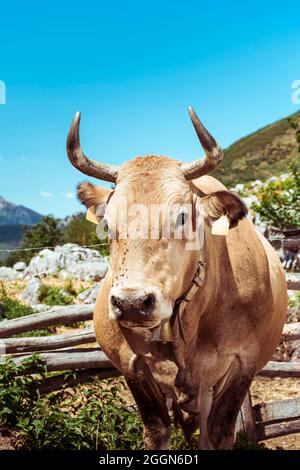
181 107 223 180
67 112 119 183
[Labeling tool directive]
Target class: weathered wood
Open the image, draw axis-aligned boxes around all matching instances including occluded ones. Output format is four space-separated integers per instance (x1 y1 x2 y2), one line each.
235 391 257 443
256 418 300 441
33 368 121 394
1 327 96 353
254 397 300 423
258 361 300 378
286 279 300 291
282 239 300 251
10 348 112 372
0 304 95 338
282 323 300 341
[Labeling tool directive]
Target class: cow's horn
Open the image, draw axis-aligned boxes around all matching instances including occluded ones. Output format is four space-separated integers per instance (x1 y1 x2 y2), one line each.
181 106 223 180
67 112 119 183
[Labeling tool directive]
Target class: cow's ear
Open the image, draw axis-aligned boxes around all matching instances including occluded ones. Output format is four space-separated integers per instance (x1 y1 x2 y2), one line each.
77 182 113 210
199 190 248 228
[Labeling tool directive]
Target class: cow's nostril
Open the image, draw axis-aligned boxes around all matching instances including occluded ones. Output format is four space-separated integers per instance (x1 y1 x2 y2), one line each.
143 294 155 314
111 295 121 309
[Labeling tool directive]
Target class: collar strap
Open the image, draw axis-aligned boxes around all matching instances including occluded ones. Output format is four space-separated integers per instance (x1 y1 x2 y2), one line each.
175 251 206 306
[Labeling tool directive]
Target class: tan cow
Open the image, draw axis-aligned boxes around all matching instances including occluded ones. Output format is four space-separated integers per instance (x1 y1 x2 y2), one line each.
67 108 287 450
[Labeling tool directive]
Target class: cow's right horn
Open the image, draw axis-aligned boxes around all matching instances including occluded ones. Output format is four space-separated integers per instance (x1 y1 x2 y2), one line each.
67 112 119 183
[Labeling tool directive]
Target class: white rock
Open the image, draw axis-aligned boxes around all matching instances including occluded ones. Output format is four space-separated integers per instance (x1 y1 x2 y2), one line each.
13 262 27 272
77 282 102 303
20 278 42 305
0 267 18 281
22 243 109 281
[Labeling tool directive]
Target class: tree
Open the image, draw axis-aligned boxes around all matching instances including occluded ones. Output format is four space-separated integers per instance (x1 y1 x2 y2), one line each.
252 159 300 230
63 213 108 256
6 216 62 266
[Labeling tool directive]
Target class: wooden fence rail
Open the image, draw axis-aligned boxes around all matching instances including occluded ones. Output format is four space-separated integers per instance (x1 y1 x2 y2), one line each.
0 304 95 338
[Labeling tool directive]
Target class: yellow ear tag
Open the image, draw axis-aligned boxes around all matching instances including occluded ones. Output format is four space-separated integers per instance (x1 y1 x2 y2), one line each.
86 206 99 225
211 214 229 236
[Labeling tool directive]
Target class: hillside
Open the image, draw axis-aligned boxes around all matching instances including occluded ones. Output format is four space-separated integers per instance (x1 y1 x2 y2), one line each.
212 111 300 187
0 196 42 225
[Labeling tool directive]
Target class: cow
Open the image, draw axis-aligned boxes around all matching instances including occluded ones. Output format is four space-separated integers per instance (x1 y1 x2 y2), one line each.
66 107 287 450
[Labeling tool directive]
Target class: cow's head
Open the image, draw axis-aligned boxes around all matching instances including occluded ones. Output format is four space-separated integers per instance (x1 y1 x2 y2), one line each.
67 108 247 329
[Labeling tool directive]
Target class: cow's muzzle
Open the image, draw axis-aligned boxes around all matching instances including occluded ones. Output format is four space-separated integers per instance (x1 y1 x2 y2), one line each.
108 286 172 326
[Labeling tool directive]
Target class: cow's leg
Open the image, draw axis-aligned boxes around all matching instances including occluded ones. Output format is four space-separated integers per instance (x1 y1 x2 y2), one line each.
126 378 171 450
207 357 255 450
198 386 214 450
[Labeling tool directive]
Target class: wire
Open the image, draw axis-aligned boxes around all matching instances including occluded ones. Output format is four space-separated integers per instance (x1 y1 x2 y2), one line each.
0 243 108 253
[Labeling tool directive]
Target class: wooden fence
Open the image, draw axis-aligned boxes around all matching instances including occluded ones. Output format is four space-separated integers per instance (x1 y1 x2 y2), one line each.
0 278 299 445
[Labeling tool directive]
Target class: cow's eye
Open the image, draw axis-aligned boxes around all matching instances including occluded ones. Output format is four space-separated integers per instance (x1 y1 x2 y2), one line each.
175 212 188 229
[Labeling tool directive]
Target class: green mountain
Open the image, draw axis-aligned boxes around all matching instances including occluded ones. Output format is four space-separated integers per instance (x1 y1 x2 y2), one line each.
212 111 300 187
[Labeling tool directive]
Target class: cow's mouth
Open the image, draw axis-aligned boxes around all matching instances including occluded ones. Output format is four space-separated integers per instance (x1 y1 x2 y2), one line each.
118 319 162 330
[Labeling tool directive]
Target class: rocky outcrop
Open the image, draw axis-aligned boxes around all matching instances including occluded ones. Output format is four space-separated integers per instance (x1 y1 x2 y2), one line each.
0 244 109 282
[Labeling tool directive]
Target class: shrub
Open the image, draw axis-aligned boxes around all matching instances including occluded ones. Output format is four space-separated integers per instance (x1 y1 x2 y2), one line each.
252 159 300 230
37 284 74 306
0 355 47 427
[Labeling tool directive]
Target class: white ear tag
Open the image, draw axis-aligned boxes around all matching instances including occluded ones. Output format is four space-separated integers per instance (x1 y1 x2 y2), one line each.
211 214 229 236
86 206 99 225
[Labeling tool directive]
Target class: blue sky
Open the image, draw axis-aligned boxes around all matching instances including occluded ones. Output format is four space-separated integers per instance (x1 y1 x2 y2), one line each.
0 0 299 217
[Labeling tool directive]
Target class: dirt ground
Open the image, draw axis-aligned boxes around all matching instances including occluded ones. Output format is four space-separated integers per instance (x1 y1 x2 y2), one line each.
251 376 300 450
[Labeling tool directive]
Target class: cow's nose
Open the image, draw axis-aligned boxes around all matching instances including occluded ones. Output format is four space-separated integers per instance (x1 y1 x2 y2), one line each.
110 290 156 320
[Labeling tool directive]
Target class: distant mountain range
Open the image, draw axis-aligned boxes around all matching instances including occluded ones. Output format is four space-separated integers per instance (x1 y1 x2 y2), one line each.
0 196 42 225
0 197 43 260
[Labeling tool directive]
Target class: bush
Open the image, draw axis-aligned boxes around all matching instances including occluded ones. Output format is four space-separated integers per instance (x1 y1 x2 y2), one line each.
0 294 35 321
18 379 144 450
0 355 47 427
252 159 300 230
37 284 74 306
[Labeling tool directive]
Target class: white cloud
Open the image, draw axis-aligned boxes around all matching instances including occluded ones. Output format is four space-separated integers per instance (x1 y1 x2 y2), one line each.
40 191 53 198
65 192 74 199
